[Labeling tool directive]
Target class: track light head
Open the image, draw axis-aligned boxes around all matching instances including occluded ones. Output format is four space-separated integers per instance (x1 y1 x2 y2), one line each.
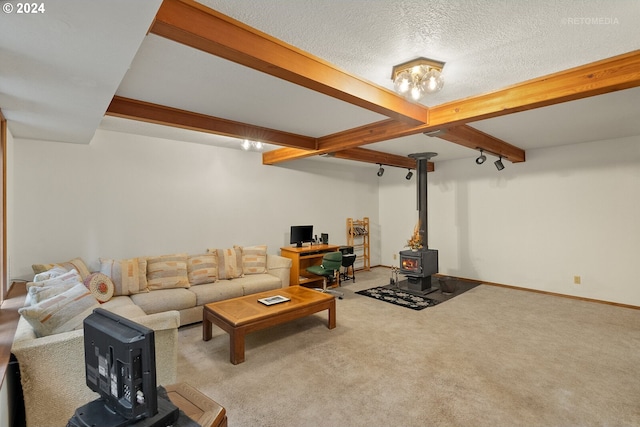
377 164 385 177
475 149 487 165
405 169 413 180
494 156 505 171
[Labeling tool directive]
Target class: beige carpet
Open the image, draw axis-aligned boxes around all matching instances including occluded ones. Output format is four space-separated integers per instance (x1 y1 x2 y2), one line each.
176 268 640 426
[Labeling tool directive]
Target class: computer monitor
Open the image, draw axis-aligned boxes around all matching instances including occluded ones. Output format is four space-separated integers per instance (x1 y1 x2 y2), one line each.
82 308 158 424
290 225 313 247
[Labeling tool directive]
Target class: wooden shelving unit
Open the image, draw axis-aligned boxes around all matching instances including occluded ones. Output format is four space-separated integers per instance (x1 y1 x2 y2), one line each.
346 217 370 271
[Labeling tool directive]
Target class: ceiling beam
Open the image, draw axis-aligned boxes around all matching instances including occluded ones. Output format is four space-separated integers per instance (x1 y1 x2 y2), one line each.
433 125 525 162
150 0 429 126
106 96 317 150
333 147 412 169
262 119 416 165
264 50 640 165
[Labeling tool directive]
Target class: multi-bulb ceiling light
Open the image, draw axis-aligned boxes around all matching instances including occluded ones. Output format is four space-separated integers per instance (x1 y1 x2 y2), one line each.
391 57 445 102
241 139 264 151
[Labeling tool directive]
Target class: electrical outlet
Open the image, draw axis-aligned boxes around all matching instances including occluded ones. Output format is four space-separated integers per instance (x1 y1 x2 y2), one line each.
393 254 397 260
574 275 581 285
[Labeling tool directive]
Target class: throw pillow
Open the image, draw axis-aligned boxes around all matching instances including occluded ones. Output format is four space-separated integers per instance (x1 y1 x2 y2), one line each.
28 280 79 304
32 266 68 282
32 257 91 281
18 282 100 337
83 272 115 303
26 269 82 291
99 257 149 295
207 247 243 279
146 254 190 290
236 244 267 275
25 269 83 306
187 254 218 285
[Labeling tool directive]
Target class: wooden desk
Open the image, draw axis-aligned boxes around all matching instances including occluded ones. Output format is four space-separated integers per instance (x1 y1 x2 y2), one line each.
280 244 341 287
165 383 227 427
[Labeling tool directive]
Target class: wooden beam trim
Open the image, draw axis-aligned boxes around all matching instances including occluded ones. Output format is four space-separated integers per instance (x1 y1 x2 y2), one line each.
264 50 640 165
333 147 436 171
428 49 640 127
333 148 416 169
151 0 429 126
107 96 317 150
437 125 525 163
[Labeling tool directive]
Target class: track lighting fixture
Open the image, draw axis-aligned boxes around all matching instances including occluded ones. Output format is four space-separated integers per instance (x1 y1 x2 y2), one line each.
405 169 413 180
475 149 487 165
241 139 264 151
376 164 385 177
494 156 505 171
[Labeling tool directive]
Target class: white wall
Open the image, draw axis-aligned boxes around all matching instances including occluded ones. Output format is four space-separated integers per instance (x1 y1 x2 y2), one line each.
10 129 380 279
9 128 640 305
380 136 640 306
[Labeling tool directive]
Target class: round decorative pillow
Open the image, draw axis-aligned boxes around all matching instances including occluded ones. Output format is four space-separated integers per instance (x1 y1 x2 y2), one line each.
83 272 115 303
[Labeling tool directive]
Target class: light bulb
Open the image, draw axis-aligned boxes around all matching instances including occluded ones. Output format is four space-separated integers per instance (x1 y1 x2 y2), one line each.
410 86 423 101
394 70 411 94
254 141 263 150
421 69 444 93
241 139 251 150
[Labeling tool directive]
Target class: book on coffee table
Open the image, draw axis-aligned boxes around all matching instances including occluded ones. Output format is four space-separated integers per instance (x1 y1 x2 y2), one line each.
258 295 290 306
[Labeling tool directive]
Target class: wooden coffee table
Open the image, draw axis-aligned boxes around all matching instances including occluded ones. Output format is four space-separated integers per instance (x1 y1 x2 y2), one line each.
203 286 336 364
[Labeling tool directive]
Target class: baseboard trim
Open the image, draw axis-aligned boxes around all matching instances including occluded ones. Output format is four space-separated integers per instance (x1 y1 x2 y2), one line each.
374 266 640 310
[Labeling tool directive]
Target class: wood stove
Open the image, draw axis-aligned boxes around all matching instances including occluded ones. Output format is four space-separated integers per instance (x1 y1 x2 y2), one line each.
397 152 439 293
399 249 438 291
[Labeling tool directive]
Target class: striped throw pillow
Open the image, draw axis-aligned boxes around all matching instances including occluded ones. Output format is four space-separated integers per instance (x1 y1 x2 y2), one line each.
18 283 100 337
32 257 91 281
99 257 149 295
187 254 218 285
236 245 267 275
207 248 243 279
146 254 190 290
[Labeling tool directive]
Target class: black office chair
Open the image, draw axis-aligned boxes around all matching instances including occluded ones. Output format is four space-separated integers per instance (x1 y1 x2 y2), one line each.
306 251 344 299
338 246 356 283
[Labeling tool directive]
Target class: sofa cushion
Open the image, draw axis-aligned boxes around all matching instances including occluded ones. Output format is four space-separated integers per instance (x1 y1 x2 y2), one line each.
83 272 115 303
130 288 196 315
18 283 100 337
240 274 283 296
187 254 217 285
146 254 190 290
99 257 148 295
188 280 245 306
237 244 267 275
207 248 243 279
101 296 147 319
32 257 91 281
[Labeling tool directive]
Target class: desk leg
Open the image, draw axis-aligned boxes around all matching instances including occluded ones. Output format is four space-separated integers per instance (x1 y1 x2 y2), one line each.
230 329 246 365
327 299 336 329
203 311 212 341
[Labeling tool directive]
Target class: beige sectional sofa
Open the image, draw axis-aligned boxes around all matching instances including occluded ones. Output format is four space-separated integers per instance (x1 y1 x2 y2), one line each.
130 252 292 326
12 247 292 427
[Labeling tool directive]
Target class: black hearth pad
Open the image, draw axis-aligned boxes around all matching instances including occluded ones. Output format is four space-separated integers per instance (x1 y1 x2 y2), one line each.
355 287 441 311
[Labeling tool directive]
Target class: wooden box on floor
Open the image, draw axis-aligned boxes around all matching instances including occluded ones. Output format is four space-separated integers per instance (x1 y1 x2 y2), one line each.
165 383 227 427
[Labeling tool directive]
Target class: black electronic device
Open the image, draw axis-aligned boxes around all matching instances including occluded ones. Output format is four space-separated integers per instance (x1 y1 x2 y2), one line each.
290 225 314 247
68 308 178 427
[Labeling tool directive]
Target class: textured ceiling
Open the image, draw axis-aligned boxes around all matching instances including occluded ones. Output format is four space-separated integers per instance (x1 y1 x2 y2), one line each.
199 0 640 105
2 0 640 165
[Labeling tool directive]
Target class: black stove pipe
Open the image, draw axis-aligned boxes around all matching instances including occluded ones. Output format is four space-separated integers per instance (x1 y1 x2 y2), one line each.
408 152 437 250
